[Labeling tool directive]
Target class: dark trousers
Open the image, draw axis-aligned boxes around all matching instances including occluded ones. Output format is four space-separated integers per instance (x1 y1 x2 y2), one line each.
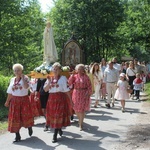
128 76 136 95
135 90 140 99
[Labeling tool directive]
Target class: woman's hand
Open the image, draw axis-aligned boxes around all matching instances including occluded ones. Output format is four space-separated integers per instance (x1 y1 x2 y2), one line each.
34 92 39 101
21 74 27 80
4 101 10 107
21 74 29 89
34 95 39 101
5 94 12 107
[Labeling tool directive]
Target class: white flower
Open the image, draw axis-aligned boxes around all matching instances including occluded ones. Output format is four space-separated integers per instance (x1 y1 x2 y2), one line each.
63 66 70 71
41 70 47 74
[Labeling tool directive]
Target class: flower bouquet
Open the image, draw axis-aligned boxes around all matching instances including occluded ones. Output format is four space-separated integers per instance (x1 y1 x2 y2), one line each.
27 64 70 79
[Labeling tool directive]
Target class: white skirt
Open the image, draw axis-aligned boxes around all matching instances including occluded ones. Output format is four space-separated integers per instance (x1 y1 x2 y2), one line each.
114 88 129 100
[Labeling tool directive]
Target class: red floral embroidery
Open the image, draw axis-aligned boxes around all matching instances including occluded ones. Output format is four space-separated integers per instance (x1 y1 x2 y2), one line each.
50 76 60 89
12 78 22 91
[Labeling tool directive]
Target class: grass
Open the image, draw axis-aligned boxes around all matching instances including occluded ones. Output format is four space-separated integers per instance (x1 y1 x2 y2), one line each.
0 120 8 134
0 106 8 133
0 106 8 120
144 82 150 101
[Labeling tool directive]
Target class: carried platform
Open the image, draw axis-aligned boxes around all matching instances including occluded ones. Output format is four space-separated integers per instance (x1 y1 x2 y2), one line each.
27 71 70 79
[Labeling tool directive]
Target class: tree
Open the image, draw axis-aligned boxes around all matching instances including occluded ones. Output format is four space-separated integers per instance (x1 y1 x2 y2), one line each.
48 0 125 63
0 0 45 75
117 0 150 61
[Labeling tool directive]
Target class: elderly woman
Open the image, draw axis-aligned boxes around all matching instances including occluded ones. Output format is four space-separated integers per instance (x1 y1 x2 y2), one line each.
44 62 72 143
68 64 92 131
4 64 34 142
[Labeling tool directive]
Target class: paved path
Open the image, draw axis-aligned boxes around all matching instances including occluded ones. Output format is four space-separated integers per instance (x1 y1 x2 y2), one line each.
0 93 146 150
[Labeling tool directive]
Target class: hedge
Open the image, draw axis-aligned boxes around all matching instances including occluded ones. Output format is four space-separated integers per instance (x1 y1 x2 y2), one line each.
0 75 11 120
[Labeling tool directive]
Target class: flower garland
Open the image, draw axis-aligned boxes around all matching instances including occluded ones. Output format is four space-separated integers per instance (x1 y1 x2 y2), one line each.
34 64 52 75
12 77 22 91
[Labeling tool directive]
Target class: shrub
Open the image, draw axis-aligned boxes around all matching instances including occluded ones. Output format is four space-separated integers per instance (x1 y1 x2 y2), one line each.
0 75 11 105
0 107 8 121
0 75 11 120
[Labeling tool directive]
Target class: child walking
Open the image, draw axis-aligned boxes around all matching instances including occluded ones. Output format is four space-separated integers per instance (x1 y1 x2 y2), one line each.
133 73 143 100
114 73 129 112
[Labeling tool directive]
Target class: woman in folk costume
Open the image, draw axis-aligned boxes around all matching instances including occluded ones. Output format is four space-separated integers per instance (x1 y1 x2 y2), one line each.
29 78 43 117
44 62 72 143
91 63 102 107
43 21 58 65
34 78 49 131
4 64 34 142
68 64 92 131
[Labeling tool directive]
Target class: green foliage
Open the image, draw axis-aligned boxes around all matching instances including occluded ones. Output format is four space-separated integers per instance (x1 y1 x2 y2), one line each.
0 0 149 73
0 0 45 75
0 107 8 121
0 75 10 120
47 0 150 63
145 82 150 100
117 0 150 61
49 0 125 63
0 75 11 105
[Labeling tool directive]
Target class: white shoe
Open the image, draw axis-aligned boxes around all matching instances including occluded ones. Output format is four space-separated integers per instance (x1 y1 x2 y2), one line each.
122 108 125 113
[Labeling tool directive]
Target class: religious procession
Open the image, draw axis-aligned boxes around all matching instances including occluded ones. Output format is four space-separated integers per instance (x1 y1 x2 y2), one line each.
4 21 150 145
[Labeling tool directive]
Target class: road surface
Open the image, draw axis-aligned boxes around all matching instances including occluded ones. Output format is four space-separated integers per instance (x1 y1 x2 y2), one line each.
0 94 146 150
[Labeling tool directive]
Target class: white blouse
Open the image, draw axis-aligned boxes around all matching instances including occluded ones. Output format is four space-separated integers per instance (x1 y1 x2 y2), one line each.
29 78 38 92
126 68 137 76
44 76 70 93
93 71 102 85
7 77 29 96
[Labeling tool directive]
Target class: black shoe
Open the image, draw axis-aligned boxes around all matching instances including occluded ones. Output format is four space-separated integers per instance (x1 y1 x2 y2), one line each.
28 127 33 136
44 125 49 132
13 132 21 143
58 129 63 136
71 115 74 121
105 103 110 108
52 135 57 143
52 129 58 143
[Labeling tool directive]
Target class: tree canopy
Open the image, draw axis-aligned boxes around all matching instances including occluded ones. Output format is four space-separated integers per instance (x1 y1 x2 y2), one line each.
0 0 149 75
0 0 45 75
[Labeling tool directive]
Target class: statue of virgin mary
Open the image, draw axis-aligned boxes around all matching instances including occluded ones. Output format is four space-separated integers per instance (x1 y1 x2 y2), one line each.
43 21 58 66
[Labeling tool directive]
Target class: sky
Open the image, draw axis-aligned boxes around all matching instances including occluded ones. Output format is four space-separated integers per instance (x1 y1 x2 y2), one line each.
38 0 54 13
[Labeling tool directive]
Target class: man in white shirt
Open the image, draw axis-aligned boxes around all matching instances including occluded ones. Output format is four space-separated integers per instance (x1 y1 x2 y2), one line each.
134 58 142 73
112 57 121 74
104 61 119 108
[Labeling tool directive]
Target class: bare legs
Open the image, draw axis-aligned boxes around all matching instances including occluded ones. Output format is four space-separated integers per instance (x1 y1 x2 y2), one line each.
121 100 125 112
42 108 49 131
94 100 99 107
42 108 46 117
76 112 85 130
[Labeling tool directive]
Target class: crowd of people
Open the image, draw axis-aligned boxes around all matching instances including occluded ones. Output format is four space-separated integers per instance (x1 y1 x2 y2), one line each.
4 57 150 143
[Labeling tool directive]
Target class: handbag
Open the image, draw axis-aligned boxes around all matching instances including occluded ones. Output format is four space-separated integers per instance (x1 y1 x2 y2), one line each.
127 88 133 93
